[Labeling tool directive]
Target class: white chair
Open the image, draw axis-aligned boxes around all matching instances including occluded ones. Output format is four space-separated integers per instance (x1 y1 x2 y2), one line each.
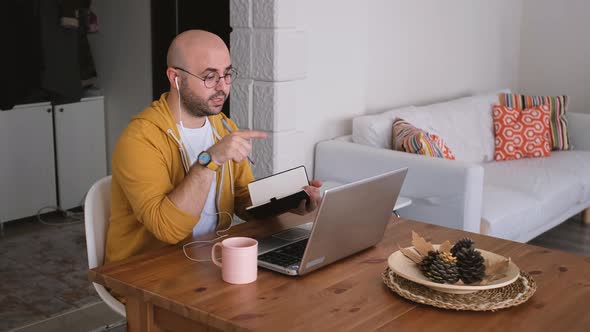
84 175 126 317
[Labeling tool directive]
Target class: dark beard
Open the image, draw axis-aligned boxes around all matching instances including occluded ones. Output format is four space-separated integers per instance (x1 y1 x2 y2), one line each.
179 86 226 118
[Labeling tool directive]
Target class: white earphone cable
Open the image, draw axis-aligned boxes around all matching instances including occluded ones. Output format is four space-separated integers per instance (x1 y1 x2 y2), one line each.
182 211 235 262
175 76 238 263
176 78 199 162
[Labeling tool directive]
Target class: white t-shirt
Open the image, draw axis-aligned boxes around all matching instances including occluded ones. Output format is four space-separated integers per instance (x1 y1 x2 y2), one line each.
177 118 218 237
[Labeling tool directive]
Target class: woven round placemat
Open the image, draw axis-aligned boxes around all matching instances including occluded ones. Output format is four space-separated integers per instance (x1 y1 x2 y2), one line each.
382 268 536 311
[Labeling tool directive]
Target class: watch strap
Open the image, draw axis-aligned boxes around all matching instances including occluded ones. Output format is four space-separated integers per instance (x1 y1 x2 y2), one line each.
205 160 220 172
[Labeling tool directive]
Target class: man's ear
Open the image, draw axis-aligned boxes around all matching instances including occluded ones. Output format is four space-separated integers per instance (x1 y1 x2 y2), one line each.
165 67 179 90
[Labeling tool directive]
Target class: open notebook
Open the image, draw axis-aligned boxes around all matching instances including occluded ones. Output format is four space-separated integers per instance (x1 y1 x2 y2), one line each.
246 166 310 219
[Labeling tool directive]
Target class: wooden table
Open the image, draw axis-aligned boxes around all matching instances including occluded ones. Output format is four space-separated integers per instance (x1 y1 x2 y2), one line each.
89 214 590 332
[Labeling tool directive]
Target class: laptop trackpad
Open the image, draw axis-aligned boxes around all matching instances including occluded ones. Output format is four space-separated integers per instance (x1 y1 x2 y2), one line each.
258 227 311 255
272 228 310 241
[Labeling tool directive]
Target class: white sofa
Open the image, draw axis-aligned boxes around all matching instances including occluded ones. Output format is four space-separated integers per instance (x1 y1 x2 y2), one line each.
314 91 590 242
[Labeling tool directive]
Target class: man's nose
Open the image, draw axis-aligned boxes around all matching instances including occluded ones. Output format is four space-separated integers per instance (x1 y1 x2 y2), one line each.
214 78 229 91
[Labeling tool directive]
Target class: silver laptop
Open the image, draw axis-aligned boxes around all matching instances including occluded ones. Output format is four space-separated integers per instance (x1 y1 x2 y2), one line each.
257 167 408 276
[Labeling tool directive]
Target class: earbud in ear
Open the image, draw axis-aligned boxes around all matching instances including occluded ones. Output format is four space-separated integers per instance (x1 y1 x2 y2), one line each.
175 76 179 90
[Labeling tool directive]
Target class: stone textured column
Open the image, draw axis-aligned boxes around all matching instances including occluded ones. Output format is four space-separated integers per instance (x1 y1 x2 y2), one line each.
230 0 305 178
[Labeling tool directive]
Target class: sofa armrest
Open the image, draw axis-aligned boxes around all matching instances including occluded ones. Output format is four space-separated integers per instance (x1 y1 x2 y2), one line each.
568 112 590 151
314 140 484 233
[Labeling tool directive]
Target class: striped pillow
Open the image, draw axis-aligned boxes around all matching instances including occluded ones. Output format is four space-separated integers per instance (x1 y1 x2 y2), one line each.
392 119 455 160
499 93 569 150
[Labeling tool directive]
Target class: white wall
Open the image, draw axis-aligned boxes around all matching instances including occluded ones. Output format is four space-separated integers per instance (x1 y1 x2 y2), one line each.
519 0 590 114
365 0 522 113
296 0 369 174
296 0 523 175
88 0 152 173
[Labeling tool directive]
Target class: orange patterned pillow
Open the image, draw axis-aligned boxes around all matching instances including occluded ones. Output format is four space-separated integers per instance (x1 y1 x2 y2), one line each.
493 104 551 161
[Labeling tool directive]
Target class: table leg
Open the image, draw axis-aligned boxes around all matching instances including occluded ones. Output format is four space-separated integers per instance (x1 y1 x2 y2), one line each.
126 297 162 332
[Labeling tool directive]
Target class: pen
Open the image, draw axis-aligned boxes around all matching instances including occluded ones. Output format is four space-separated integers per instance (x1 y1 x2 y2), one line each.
221 118 256 165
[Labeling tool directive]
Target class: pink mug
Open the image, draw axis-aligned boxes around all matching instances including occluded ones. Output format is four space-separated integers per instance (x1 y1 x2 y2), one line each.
211 237 258 284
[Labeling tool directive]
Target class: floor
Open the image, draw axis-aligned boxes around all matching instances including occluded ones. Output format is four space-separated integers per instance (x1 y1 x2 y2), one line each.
528 213 590 256
9 302 125 332
0 212 106 332
1 212 588 332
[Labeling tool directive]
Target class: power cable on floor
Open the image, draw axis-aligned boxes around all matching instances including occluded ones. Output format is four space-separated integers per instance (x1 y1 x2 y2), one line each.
36 206 84 226
36 192 89 226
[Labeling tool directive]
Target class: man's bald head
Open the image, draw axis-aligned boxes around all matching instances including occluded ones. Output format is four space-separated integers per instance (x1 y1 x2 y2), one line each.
165 30 232 120
166 30 229 68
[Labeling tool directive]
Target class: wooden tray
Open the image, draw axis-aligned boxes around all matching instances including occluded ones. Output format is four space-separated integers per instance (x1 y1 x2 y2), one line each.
383 268 536 311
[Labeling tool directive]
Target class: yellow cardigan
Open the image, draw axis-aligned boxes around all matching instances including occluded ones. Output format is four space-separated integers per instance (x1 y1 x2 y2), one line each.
105 93 254 263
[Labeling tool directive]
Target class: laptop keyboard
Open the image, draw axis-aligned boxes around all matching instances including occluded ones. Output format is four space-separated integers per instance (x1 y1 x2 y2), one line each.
259 239 309 268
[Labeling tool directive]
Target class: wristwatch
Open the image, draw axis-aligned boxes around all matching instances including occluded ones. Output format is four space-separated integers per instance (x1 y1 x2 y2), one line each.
197 151 220 171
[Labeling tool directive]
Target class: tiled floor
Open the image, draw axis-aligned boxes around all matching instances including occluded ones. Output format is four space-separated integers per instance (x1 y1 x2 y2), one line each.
1 211 588 332
0 213 100 332
9 302 125 332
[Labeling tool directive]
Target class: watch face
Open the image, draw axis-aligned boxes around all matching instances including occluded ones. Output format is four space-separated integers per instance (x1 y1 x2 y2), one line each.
198 152 211 165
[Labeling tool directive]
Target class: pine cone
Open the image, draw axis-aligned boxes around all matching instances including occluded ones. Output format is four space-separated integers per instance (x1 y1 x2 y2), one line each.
419 251 438 272
454 247 486 283
451 237 475 257
419 251 460 284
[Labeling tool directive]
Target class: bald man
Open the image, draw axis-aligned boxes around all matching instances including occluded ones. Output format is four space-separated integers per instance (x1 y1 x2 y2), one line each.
106 30 321 264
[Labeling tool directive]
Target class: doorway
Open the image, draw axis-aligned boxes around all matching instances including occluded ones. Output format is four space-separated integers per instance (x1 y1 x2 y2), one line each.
151 0 231 116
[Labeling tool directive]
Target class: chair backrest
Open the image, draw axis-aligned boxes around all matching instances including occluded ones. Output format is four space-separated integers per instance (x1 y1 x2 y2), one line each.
83 175 127 318
84 176 112 269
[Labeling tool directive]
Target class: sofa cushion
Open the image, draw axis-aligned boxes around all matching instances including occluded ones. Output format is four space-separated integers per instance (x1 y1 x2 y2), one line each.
481 151 590 241
352 106 417 150
492 104 552 161
481 185 540 241
483 151 590 203
499 93 570 150
352 90 509 163
392 119 455 159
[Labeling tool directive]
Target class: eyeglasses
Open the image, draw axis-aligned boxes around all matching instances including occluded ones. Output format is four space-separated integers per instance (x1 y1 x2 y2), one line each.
173 66 237 88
